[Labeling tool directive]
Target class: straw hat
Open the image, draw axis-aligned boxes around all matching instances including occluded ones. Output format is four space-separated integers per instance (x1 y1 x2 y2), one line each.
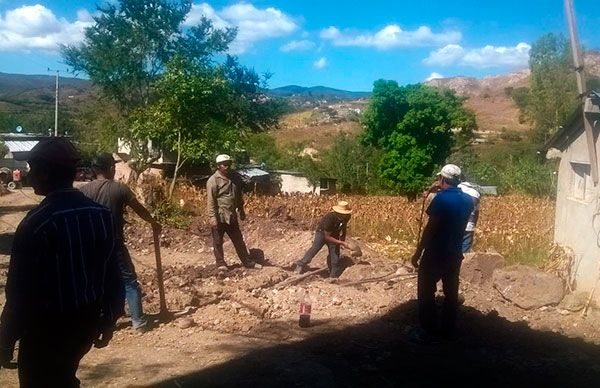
216 154 232 164
332 200 352 214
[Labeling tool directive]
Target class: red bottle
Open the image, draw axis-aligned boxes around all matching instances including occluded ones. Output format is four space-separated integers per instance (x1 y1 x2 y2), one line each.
299 289 312 328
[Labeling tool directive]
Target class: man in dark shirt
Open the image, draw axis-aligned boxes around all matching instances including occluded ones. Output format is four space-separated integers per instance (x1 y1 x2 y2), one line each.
80 153 161 332
294 201 352 278
0 138 122 387
411 164 473 342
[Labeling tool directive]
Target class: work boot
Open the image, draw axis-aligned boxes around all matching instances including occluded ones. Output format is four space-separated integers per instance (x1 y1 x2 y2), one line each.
243 260 262 269
293 264 304 275
216 261 228 272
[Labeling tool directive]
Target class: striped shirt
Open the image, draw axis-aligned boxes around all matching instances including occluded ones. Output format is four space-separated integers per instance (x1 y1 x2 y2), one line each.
0 189 121 347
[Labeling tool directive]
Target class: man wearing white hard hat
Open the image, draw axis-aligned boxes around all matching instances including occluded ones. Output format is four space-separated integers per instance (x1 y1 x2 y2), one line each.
411 164 473 343
294 201 352 278
206 154 258 271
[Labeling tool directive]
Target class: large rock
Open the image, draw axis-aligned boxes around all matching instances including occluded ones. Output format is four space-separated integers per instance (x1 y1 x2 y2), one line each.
461 252 505 285
493 265 565 310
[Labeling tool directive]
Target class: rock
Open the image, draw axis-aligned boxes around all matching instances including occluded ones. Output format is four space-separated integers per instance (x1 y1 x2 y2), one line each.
493 265 565 310
177 317 196 329
559 291 590 312
461 252 505 285
345 238 363 257
332 297 342 306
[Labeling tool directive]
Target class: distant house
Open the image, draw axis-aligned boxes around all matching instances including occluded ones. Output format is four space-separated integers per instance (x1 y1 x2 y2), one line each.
271 170 336 195
544 92 600 304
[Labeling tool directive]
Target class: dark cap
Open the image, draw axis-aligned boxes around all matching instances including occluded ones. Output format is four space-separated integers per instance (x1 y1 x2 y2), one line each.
92 152 116 170
28 137 81 168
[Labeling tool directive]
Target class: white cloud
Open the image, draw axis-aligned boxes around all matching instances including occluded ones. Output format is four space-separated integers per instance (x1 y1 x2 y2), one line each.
0 5 93 52
215 3 298 54
426 72 444 81
313 57 327 69
424 42 531 68
280 39 315 52
320 24 461 49
184 3 229 30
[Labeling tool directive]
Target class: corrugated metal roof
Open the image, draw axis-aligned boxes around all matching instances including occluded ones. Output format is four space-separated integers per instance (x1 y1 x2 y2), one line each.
238 167 269 178
5 140 39 153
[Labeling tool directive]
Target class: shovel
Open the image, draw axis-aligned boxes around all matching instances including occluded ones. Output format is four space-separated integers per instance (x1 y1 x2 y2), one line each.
152 231 193 321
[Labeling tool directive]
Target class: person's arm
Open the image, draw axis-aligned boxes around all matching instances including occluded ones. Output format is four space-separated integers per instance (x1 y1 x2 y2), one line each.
128 197 161 234
412 197 442 268
323 231 349 247
95 212 123 349
235 174 246 221
206 178 219 227
0 222 35 368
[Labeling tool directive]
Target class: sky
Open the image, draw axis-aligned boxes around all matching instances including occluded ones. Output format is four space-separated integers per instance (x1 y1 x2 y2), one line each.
0 0 599 91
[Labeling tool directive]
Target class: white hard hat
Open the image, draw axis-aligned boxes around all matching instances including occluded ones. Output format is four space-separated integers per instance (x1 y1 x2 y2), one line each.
215 154 232 164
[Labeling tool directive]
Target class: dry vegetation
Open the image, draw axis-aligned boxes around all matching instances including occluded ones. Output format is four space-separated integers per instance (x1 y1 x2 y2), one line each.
175 184 556 266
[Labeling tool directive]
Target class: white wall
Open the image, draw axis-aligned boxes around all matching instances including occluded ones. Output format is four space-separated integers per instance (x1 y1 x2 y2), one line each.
554 129 600 303
279 174 319 195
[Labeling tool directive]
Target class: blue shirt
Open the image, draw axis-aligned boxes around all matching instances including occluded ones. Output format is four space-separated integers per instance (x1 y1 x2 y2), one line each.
424 187 474 258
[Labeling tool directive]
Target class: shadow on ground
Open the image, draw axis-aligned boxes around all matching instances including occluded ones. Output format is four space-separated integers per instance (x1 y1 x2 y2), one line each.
148 300 600 387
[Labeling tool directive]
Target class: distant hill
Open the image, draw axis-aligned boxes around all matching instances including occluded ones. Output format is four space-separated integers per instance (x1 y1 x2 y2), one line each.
268 85 370 100
0 72 90 98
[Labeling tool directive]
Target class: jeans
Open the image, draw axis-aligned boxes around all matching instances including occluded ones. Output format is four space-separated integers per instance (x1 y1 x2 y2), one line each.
18 304 100 388
211 219 250 266
417 254 462 336
462 231 474 253
297 231 342 278
115 242 147 330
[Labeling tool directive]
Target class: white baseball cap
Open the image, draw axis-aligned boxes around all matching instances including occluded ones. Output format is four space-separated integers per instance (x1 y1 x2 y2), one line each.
216 154 232 164
437 164 462 180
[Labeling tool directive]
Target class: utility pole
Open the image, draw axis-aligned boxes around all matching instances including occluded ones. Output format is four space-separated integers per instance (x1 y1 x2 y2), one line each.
565 0 599 185
48 68 59 137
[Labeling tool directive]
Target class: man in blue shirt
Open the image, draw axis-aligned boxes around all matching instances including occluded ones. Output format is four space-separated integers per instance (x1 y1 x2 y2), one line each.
411 164 473 342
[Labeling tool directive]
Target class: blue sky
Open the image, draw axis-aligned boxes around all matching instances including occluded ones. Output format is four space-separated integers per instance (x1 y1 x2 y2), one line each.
0 0 599 91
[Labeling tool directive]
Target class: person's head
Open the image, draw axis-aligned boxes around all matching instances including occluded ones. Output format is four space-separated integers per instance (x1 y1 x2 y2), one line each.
27 137 81 196
437 164 462 188
332 200 352 222
215 154 233 176
92 152 116 179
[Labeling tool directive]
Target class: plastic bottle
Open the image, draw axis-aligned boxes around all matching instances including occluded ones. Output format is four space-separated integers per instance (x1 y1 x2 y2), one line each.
298 289 312 328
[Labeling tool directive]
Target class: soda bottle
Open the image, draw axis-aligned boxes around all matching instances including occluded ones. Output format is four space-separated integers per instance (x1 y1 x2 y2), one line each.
298 289 312 328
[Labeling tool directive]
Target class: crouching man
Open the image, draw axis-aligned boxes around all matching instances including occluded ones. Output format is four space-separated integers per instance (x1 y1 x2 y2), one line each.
294 201 352 278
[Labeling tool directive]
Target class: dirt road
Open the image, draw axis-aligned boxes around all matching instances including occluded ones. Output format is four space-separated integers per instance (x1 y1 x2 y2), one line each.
1 189 599 387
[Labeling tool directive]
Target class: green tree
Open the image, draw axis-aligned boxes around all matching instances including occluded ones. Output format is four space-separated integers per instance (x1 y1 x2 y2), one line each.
321 133 384 194
526 33 579 142
62 0 236 168
362 82 476 198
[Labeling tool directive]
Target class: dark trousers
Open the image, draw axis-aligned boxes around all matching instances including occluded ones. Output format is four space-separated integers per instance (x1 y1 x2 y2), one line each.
297 231 342 277
18 305 100 388
417 255 462 336
212 219 250 266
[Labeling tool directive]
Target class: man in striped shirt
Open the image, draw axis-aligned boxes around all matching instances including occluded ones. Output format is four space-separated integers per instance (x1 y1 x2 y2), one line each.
0 138 122 387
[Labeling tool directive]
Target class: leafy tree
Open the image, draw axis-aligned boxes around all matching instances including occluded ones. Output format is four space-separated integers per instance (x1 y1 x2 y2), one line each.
321 133 384 194
362 81 476 198
62 0 236 168
526 33 579 142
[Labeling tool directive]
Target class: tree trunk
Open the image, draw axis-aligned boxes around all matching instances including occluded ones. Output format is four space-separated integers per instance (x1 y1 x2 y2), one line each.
168 131 182 200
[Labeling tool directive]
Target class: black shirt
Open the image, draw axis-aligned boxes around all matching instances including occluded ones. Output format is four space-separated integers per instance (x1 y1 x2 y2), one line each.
317 212 347 239
80 179 135 240
0 189 121 350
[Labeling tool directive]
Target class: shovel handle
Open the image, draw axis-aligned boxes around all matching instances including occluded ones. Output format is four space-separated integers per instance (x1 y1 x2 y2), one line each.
153 231 168 315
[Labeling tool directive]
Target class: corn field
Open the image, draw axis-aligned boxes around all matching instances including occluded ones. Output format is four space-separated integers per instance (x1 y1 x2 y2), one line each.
175 184 556 266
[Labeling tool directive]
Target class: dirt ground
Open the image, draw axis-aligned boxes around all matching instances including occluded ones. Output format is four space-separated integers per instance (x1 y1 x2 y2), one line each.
1 189 600 387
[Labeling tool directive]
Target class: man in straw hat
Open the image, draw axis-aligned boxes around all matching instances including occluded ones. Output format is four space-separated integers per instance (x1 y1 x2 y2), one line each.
0 138 122 386
411 164 473 343
294 201 352 278
207 154 260 271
